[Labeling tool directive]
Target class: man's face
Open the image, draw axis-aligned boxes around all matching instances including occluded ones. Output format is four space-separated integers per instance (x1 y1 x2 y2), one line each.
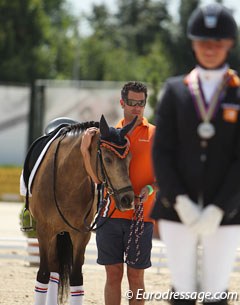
120 90 146 124
192 38 234 69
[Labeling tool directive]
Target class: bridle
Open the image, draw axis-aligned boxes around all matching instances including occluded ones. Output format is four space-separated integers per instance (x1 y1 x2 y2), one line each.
83 138 134 232
96 138 133 204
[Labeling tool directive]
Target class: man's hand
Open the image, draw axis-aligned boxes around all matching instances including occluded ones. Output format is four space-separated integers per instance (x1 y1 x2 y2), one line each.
175 195 201 226
139 184 156 203
80 127 100 184
80 127 98 154
139 186 150 203
191 205 224 236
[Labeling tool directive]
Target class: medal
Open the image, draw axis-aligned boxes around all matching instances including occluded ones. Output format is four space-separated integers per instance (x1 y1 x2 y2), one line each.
188 68 230 140
197 122 215 139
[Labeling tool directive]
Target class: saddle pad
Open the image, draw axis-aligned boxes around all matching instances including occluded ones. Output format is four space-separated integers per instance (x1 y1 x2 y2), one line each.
20 126 67 196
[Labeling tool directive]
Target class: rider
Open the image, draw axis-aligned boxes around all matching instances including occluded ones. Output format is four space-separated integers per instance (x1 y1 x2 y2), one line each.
151 3 240 305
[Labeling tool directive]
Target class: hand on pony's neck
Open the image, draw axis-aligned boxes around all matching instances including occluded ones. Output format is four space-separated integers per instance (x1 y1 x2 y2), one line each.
80 130 101 184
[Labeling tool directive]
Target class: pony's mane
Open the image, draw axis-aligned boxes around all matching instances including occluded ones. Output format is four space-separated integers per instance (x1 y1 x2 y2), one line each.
62 121 100 135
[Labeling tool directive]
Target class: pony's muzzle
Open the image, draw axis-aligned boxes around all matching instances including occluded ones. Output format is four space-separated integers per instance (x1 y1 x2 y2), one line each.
118 194 135 211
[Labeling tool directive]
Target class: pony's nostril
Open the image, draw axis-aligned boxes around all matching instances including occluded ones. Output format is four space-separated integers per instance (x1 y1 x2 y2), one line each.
120 195 134 210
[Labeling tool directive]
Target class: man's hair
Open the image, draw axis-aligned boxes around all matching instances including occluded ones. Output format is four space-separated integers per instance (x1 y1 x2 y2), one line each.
121 81 148 101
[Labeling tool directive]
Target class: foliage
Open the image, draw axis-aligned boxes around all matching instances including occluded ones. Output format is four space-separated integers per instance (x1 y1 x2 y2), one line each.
0 0 78 82
0 0 240 113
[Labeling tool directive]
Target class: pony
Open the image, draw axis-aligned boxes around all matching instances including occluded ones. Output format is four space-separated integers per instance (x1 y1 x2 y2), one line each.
22 115 136 305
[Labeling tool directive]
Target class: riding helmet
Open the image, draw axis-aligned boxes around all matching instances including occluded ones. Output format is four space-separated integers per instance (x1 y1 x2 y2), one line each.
187 3 238 41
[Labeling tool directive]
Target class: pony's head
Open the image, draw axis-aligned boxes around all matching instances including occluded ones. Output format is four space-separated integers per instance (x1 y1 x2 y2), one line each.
98 115 136 211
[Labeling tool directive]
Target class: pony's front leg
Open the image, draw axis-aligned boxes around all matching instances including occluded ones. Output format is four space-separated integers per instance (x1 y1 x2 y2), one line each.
69 233 90 305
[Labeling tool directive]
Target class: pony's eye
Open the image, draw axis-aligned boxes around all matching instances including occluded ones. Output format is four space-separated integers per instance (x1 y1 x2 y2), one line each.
104 157 112 164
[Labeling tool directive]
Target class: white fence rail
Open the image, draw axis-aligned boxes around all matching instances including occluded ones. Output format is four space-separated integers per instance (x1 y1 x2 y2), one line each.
0 237 240 274
0 237 167 271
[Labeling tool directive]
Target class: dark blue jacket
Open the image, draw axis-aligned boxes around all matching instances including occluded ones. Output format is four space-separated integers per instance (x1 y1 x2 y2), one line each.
151 71 240 225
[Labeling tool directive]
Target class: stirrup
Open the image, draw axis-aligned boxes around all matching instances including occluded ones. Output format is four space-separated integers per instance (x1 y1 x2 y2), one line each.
21 207 34 232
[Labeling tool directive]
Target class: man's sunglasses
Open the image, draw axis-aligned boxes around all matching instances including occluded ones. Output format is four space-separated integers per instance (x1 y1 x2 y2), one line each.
125 99 146 107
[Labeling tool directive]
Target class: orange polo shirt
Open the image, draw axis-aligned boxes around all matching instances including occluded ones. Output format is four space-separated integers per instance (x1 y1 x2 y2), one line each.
102 117 156 222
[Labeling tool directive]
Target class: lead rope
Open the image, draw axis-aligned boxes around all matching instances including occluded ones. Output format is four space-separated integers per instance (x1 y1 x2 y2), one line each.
125 196 144 265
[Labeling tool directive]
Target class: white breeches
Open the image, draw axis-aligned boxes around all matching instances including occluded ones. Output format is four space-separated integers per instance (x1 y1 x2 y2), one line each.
158 220 240 294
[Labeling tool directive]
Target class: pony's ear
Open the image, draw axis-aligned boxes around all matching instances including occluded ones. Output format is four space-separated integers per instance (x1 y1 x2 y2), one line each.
120 116 138 138
99 115 110 138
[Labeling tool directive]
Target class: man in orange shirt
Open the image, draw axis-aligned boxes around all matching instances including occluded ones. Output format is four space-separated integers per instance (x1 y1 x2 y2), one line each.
81 81 156 304
97 81 156 305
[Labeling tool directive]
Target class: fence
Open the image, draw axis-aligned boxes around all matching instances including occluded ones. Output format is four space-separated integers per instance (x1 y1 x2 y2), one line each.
0 237 167 272
1 237 240 274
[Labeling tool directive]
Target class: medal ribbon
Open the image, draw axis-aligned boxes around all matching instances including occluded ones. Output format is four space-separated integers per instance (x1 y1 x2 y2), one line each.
188 69 230 122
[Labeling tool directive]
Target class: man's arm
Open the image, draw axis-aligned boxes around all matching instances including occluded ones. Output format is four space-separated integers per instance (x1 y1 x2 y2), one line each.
80 127 101 184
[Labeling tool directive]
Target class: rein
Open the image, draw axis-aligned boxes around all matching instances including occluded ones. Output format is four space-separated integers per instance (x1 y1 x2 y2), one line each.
52 134 94 233
84 189 116 232
125 196 145 265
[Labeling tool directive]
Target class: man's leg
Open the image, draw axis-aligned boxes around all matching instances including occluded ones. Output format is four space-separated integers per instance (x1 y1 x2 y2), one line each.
96 218 126 305
105 263 124 305
127 266 145 304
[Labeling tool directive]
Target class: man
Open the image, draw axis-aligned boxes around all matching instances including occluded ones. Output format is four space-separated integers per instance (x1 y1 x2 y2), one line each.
151 3 240 305
81 81 156 305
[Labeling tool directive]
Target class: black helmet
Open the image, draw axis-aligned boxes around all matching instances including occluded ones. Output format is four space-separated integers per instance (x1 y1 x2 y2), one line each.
44 117 78 134
187 3 237 41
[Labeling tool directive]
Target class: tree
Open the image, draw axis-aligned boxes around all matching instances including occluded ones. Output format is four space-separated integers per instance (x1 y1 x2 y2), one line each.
0 0 78 83
115 0 171 55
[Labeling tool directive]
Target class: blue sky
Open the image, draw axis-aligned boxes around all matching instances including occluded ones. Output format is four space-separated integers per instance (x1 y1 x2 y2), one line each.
67 0 240 34
67 0 116 14
68 0 240 19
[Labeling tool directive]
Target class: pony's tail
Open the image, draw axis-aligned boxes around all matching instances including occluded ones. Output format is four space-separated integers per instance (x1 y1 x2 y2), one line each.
57 232 73 304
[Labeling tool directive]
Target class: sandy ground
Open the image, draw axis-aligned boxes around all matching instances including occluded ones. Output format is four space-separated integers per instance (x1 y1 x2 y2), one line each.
0 259 171 304
0 202 240 305
0 260 240 305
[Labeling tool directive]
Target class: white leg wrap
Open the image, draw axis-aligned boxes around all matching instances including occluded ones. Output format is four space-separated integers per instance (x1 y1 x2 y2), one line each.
34 281 48 305
46 272 60 305
69 285 84 305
